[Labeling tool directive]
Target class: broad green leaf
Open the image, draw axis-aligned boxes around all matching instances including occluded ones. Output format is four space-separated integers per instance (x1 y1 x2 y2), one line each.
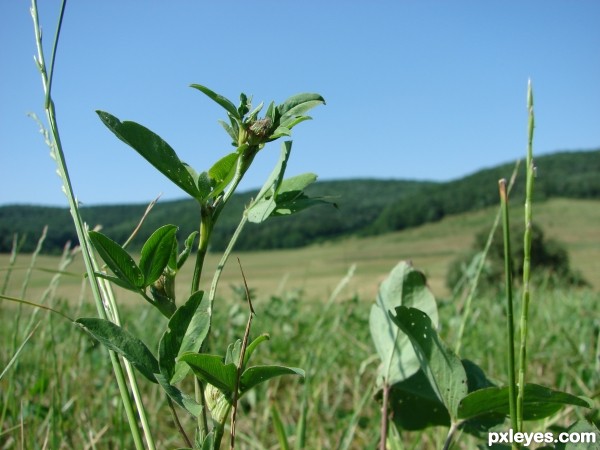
382 369 450 431
555 420 600 450
458 383 592 422
240 365 304 395
96 111 202 200
190 84 240 120
383 359 497 433
171 293 211 384
158 291 204 383
278 173 317 193
277 93 325 118
207 151 240 199
88 231 144 289
93 272 141 292
208 152 238 184
370 261 438 385
390 306 467 420
76 318 158 383
155 373 203 417
178 353 237 395
139 225 178 286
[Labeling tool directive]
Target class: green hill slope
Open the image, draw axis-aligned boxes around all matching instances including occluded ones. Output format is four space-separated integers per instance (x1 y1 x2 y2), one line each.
1 149 598 254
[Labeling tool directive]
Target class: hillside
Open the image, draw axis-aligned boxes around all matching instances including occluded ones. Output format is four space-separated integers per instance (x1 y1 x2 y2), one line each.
0 149 598 254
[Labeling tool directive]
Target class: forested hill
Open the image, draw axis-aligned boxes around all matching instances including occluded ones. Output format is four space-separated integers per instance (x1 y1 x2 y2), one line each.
1 149 598 254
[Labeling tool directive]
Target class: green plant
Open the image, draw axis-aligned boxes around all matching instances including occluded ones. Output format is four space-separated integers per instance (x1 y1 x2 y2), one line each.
370 83 598 449
25 2 333 448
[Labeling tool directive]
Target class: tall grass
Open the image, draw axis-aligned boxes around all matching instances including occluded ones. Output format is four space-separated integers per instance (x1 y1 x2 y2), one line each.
2 239 599 448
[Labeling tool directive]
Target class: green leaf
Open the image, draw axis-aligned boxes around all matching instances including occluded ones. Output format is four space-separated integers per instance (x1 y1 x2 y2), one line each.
458 383 592 422
158 291 204 383
97 111 202 200
277 93 325 119
196 171 212 200
225 340 242 366
218 119 238 144
76 318 158 383
171 293 211 384
178 353 237 395
139 225 178 286
243 334 270 369
271 404 291 450
382 359 497 433
390 306 467 420
155 373 203 417
383 369 450 430
370 261 438 385
88 231 144 289
207 151 240 199
247 141 292 223
555 420 600 450
190 84 240 120
240 365 304 395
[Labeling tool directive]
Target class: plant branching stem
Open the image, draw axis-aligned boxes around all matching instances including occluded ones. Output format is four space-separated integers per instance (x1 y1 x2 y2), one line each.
517 80 535 432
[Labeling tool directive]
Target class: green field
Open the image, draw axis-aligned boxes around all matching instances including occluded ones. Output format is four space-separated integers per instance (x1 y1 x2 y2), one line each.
1 197 599 448
3 197 599 304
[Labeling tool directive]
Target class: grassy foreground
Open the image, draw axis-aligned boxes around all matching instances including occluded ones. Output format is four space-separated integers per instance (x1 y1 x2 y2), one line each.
1 197 599 448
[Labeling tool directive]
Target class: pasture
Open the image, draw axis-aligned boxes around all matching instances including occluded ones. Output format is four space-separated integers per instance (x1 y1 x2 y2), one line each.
1 197 599 448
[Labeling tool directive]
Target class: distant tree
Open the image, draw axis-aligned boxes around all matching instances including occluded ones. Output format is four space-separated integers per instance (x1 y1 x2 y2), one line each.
447 222 588 293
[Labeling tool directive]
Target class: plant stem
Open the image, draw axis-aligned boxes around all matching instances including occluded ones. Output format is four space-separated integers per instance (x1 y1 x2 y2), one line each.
499 180 519 443
230 258 255 450
379 382 390 450
192 204 213 294
30 2 150 448
454 160 520 355
517 80 535 431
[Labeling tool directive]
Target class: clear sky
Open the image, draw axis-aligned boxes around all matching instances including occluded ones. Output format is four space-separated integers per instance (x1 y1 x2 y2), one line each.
1 1 599 207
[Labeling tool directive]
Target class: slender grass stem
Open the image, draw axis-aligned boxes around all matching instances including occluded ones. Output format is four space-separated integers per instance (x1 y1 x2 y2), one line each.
517 80 535 431
29 2 151 448
454 160 520 354
499 180 519 443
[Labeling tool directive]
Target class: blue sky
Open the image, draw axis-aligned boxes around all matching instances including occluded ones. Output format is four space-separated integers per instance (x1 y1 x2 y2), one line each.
1 1 599 206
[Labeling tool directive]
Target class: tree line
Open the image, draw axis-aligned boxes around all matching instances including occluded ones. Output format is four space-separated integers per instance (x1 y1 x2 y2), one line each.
1 149 598 254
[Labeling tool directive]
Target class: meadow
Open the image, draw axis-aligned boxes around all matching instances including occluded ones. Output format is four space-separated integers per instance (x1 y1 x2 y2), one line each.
1 197 599 449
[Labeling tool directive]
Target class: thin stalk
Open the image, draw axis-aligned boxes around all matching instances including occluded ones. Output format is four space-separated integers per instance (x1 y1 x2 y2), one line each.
454 160 520 354
208 214 249 313
191 204 213 294
230 258 256 450
30 2 150 448
1 234 20 296
517 80 535 431
499 180 519 442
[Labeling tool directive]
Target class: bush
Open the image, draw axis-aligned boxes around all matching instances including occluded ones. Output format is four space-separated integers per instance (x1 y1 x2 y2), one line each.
447 222 588 292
